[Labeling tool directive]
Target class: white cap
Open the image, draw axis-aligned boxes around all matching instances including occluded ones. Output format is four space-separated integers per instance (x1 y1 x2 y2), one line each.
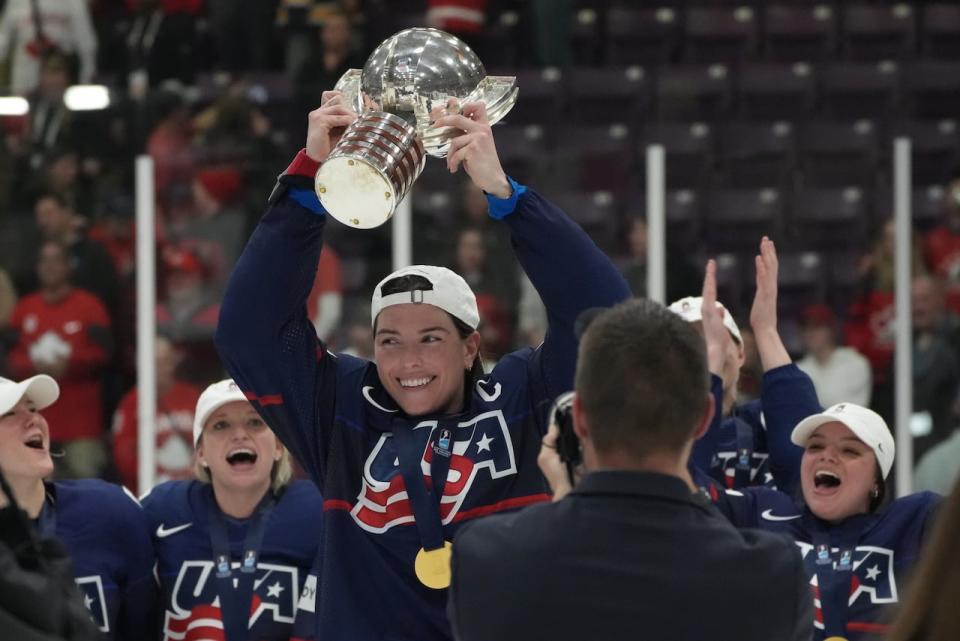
371 265 479 330
0 375 59 414
193 379 249 446
668 296 742 344
791 403 896 479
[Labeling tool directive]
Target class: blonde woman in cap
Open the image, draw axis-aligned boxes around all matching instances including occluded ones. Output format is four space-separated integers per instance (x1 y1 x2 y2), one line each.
0 375 157 639
140 379 323 641
214 91 631 641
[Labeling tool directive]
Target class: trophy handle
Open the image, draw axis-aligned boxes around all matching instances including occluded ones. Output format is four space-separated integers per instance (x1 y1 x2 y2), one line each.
419 76 518 158
334 69 364 113
474 76 519 127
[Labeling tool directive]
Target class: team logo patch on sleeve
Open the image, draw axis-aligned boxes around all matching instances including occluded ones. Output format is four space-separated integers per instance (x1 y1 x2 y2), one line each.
75 575 109 632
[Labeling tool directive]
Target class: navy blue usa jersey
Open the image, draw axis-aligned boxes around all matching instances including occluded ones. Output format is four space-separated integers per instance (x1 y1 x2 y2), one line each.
45 479 158 640
141 480 323 641
215 183 631 641
692 364 820 493
714 486 940 640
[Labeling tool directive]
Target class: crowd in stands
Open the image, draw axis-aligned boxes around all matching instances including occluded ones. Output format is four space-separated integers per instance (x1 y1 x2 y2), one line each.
0 0 958 499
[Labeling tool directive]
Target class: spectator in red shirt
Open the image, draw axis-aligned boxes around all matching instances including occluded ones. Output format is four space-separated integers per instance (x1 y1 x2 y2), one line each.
7 240 111 478
156 244 221 385
923 172 960 314
111 334 201 494
846 218 927 423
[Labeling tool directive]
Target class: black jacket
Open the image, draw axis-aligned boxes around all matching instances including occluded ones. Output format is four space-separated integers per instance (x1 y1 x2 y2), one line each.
449 470 813 641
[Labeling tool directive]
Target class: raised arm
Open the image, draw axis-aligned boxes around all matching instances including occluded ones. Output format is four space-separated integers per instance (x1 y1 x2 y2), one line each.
749 237 819 493
214 93 358 486
750 237 791 371
436 104 631 423
692 259 732 473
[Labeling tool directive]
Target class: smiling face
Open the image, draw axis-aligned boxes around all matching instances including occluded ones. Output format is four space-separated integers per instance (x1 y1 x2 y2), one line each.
800 422 878 522
196 401 282 494
0 397 54 483
374 303 480 416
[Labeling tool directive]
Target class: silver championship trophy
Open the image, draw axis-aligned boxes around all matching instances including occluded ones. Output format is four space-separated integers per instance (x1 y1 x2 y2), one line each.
315 28 518 229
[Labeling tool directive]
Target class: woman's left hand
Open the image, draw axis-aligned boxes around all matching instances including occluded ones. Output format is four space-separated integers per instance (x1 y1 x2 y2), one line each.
434 102 512 198
749 236 780 333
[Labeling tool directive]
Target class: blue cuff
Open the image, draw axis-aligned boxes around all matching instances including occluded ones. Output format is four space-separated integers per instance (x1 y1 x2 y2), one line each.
290 187 325 216
485 176 527 220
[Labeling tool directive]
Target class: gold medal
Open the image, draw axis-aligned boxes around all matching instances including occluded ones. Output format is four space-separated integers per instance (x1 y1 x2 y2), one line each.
414 541 453 589
824 637 849 641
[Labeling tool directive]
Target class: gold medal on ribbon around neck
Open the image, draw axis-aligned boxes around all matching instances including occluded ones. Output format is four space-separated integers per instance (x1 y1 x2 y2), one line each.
414 541 453 589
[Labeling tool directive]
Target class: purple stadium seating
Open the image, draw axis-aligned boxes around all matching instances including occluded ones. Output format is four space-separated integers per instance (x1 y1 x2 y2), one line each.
842 4 916 62
775 251 829 318
491 124 552 187
921 4 960 60
903 61 960 119
552 123 635 192
605 7 681 65
499 67 565 127
888 120 960 186
655 64 734 121
639 122 715 189
703 188 784 252
737 62 818 121
763 4 838 62
570 7 603 66
684 6 758 64
820 61 902 119
797 120 880 187
791 186 871 250
716 122 794 188
549 189 621 252
564 66 650 126
625 188 703 252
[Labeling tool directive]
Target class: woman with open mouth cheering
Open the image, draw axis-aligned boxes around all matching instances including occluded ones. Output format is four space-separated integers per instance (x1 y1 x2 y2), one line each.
0 374 157 639
700 258 941 641
141 379 323 641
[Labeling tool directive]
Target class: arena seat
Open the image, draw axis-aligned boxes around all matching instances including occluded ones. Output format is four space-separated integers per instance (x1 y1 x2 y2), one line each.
737 62 818 121
639 121 715 189
684 6 758 64
763 4 837 63
715 121 794 189
655 63 734 121
820 61 901 120
921 4 960 60
842 3 916 62
605 7 681 66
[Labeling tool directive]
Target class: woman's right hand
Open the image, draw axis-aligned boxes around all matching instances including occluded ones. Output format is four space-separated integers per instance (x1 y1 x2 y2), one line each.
305 91 358 163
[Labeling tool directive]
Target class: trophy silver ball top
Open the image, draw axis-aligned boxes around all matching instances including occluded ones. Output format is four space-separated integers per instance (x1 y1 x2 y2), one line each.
315 27 518 229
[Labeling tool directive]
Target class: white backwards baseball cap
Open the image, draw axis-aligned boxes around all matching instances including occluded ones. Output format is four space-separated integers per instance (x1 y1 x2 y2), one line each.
791 403 896 479
371 265 480 330
193 379 250 446
668 296 743 344
0 375 60 415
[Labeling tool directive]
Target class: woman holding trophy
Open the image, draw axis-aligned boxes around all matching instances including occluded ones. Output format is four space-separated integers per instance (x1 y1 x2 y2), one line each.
215 28 630 641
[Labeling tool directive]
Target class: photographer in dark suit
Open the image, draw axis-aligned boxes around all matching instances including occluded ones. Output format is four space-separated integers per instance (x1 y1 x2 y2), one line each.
448 281 813 641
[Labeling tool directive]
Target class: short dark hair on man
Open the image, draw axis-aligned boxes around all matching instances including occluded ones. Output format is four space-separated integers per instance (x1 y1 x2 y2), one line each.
575 298 709 459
